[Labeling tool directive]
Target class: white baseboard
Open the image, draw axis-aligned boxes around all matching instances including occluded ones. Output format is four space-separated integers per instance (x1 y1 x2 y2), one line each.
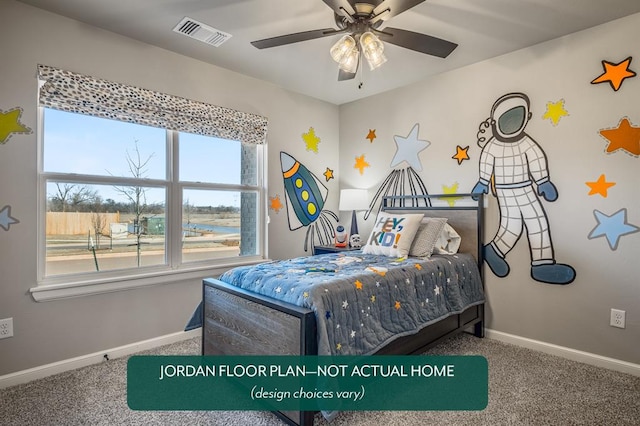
0 328 201 389
485 329 640 377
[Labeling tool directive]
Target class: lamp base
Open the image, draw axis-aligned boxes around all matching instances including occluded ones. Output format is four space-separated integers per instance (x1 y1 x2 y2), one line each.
350 210 359 240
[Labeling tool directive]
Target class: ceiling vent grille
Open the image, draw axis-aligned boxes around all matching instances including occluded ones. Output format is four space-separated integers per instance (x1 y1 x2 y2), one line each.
172 17 232 47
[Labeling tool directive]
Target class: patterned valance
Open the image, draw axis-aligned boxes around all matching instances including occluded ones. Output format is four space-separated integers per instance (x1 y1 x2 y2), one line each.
37 65 268 145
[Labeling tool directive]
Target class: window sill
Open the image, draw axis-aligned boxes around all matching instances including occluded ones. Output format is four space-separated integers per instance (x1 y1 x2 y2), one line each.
30 258 268 302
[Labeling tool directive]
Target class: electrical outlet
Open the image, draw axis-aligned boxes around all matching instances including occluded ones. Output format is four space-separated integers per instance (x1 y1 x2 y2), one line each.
0 317 14 339
610 309 626 329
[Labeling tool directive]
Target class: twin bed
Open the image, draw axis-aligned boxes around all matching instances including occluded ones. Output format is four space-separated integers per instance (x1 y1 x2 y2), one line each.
198 194 485 425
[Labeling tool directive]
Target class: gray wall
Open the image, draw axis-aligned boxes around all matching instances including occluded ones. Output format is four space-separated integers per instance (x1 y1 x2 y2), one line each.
0 1 338 376
339 13 640 364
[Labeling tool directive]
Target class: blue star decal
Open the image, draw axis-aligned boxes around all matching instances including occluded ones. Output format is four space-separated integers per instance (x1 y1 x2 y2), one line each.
390 123 430 171
588 208 639 250
0 205 19 231
325 311 331 320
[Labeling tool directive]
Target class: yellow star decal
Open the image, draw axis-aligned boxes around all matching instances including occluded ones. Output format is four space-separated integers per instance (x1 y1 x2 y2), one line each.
303 292 309 298
0 108 32 144
394 301 401 310
354 154 370 175
302 127 321 153
370 295 376 303
442 182 463 207
269 195 283 213
336 343 342 351
451 145 470 165
599 117 640 156
586 174 616 198
542 99 569 126
323 167 334 182
591 56 636 91
366 129 376 143
414 264 422 270
354 280 363 290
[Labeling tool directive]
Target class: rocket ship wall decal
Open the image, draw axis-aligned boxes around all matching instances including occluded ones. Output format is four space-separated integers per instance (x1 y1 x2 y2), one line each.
281 151 328 230
279 151 338 251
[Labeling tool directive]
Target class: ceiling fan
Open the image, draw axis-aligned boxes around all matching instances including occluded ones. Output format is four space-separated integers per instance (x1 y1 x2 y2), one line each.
251 0 458 81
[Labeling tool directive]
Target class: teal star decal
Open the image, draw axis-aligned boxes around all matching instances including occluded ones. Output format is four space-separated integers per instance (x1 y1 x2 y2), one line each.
390 123 430 171
588 208 639 250
0 205 19 231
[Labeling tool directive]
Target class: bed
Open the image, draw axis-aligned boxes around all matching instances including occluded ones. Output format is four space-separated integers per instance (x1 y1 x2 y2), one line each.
198 194 485 425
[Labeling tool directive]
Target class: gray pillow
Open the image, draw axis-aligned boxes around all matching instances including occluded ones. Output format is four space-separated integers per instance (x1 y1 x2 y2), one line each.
409 217 448 258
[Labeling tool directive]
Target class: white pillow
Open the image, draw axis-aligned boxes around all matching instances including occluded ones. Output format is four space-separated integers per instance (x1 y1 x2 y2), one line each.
409 217 448 258
433 223 461 254
362 212 424 258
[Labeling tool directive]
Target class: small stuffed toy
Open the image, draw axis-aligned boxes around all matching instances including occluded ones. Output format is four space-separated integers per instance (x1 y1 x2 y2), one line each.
349 234 362 248
335 225 348 248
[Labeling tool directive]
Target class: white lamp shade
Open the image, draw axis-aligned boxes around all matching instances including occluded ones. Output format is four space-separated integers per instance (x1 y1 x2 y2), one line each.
339 189 368 211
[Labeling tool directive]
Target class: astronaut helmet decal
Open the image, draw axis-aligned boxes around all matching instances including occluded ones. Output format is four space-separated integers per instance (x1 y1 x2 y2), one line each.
349 234 362 248
490 92 533 142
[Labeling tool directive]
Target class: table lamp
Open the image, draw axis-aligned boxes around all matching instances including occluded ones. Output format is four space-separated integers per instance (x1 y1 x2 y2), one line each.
339 188 368 237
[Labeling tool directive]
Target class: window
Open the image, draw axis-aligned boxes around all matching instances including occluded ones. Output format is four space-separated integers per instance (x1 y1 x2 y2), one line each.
35 65 267 297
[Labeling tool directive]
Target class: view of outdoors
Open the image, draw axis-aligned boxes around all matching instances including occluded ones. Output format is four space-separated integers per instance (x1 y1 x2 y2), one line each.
42 108 253 277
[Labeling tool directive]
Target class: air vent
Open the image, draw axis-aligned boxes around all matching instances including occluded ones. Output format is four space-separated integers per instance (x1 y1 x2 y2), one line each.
172 17 232 47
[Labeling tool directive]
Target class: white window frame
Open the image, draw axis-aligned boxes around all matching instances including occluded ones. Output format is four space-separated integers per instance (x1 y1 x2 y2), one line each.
32 108 268 302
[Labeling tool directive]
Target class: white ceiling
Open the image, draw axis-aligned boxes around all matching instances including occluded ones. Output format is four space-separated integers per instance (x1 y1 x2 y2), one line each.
17 0 640 105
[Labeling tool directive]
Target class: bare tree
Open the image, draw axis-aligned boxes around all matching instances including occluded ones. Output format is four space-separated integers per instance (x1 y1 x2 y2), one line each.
50 183 97 212
111 140 155 266
90 212 107 249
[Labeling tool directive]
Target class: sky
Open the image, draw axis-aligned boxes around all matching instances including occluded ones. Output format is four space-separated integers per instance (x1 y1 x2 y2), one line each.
43 108 244 207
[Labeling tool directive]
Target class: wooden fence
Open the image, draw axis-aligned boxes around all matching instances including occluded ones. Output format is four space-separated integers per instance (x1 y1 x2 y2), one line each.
46 212 121 236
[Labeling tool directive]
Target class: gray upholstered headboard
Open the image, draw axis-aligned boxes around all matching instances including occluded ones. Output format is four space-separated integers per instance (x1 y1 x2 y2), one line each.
380 194 484 269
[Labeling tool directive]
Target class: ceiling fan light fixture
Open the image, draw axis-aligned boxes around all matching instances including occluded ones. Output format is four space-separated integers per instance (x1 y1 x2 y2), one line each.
360 31 387 70
338 47 360 73
330 35 357 63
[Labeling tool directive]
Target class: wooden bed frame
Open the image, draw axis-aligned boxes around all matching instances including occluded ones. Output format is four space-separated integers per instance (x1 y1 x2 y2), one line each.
201 194 485 426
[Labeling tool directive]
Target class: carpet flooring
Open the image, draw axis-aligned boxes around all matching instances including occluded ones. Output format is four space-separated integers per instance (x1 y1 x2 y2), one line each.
1 333 639 425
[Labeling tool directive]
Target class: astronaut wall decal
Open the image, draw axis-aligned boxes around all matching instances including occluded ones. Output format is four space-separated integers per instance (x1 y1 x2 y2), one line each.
471 93 576 285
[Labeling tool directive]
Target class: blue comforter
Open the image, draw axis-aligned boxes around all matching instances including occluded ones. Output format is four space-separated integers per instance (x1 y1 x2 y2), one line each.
218 251 484 356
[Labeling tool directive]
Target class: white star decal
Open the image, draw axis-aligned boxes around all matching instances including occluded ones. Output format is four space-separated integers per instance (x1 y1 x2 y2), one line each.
275 286 282 293
434 286 441 296
390 123 431 171
350 330 356 338
342 300 349 309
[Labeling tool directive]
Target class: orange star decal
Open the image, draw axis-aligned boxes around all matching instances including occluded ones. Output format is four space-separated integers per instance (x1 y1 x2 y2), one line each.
394 301 401 310
586 174 616 198
591 57 636 91
366 129 376 143
269 195 283 212
452 145 470 165
354 154 370 175
323 167 334 181
354 280 363 290
598 117 640 156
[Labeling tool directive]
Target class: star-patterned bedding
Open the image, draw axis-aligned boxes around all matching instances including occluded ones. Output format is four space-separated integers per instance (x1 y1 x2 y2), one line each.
218 250 484 356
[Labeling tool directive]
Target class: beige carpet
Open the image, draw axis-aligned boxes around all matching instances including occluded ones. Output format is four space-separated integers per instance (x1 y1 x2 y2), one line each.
1 333 639 425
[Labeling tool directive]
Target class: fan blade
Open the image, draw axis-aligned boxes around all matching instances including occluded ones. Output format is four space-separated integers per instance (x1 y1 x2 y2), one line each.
321 0 356 17
338 68 356 81
372 0 426 21
251 28 338 49
377 27 457 58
